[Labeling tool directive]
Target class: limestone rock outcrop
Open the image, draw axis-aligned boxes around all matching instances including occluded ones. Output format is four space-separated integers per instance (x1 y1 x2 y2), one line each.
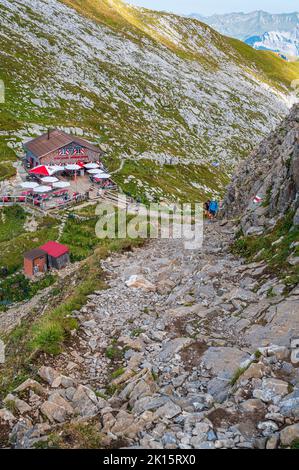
222 104 299 234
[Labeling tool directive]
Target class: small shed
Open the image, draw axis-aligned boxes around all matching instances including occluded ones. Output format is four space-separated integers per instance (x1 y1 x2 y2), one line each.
39 241 70 270
24 248 48 277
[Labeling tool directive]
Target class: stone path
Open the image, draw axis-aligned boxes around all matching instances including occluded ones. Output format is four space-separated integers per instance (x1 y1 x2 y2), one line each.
2 221 299 449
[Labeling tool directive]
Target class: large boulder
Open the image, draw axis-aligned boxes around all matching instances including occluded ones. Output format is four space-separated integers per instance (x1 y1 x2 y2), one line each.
239 399 266 414
38 366 60 386
0 408 16 424
40 402 70 423
159 338 194 362
280 394 299 419
200 347 250 380
41 392 74 423
154 401 182 419
4 394 31 414
244 299 299 349
280 424 299 446
253 378 290 404
71 385 104 417
125 275 156 292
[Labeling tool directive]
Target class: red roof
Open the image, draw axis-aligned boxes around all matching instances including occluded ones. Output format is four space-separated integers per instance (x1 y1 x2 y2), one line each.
39 241 69 258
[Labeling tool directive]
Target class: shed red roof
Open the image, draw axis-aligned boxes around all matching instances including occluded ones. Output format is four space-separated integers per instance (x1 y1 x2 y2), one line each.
39 241 69 258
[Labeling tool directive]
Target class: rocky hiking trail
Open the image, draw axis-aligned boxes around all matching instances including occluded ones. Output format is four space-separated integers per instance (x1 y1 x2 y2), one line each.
1 220 299 449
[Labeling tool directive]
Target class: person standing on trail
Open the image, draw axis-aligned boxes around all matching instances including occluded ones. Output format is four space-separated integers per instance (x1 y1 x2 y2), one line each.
208 200 219 219
204 200 211 218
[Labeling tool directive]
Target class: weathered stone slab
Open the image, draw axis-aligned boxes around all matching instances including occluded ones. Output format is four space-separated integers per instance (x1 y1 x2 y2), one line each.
201 347 250 380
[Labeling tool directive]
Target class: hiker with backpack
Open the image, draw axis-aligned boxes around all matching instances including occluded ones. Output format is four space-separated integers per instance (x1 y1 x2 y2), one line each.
208 200 219 219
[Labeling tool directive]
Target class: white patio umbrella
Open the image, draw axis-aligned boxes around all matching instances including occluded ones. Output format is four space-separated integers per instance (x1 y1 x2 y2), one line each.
84 162 99 169
65 164 81 171
40 177 59 184
94 173 111 179
33 185 52 194
48 165 65 173
20 182 39 189
52 181 71 189
88 168 104 174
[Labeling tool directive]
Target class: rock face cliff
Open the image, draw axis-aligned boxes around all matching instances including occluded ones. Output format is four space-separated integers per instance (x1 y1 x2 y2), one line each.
222 104 299 235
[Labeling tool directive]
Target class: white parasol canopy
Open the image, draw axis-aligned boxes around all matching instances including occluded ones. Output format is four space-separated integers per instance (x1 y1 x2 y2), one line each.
88 169 104 174
20 182 39 189
65 164 81 171
33 185 53 194
84 163 99 169
40 177 59 184
94 173 111 179
48 165 65 173
52 181 71 189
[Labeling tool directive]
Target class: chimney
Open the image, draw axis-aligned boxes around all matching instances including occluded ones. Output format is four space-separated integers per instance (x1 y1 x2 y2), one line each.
47 128 50 140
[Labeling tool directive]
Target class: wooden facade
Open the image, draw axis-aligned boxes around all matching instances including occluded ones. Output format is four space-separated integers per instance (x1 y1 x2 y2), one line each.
23 129 103 168
24 249 48 278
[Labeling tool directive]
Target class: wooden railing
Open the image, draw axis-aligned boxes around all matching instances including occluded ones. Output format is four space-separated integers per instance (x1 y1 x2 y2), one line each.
0 193 88 211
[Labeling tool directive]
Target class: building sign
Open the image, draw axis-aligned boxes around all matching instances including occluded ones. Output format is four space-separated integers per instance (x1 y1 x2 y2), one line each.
54 144 88 161
58 145 85 156
53 155 89 161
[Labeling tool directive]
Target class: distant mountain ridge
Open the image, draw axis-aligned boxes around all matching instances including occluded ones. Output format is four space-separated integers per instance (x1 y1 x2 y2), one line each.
189 11 299 41
245 27 299 58
189 11 299 58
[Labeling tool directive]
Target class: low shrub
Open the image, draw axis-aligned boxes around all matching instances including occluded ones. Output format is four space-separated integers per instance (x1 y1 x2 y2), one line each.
30 321 65 355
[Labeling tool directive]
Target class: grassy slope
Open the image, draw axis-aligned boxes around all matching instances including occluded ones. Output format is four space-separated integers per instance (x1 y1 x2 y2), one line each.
61 0 218 66
0 209 59 276
112 159 230 202
0 207 59 307
224 37 299 91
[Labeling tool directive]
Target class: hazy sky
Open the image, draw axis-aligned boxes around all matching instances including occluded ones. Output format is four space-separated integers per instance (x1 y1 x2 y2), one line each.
128 1 299 16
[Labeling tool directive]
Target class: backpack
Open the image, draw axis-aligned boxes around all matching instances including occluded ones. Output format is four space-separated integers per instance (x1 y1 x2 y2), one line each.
209 201 218 212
